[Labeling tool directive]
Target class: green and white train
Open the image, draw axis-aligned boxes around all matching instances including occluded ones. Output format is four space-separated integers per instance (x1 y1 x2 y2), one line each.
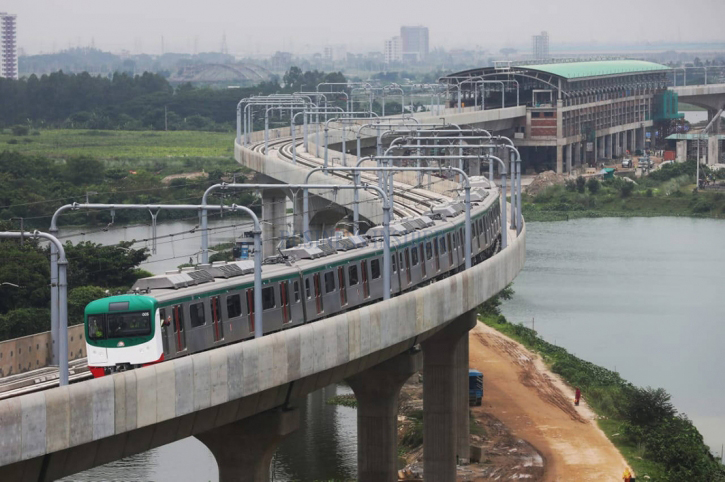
85 184 502 378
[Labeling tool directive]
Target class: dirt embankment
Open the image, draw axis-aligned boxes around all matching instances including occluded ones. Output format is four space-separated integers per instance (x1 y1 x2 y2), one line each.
396 322 628 481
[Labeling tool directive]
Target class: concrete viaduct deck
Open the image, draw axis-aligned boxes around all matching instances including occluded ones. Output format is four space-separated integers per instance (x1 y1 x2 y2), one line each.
0 123 526 482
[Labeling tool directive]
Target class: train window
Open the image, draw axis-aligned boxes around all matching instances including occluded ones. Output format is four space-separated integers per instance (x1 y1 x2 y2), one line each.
190 302 206 328
262 287 276 310
348 265 359 285
227 294 242 319
338 267 347 305
305 278 312 299
293 281 301 302
434 239 440 271
420 244 426 277
324 271 336 293
411 247 419 266
426 242 433 260
361 260 370 298
280 281 290 324
371 259 381 279
87 315 105 340
392 253 397 272
172 305 186 351
440 236 446 253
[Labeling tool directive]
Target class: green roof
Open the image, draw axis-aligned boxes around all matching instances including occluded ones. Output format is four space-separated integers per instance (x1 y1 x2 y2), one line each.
523 60 670 80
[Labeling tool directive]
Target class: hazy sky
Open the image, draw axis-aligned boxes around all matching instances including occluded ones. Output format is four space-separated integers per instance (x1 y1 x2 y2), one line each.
6 0 725 56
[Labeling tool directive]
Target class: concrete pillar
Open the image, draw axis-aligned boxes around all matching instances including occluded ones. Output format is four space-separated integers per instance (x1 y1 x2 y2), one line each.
676 140 687 162
605 134 612 159
196 409 300 482
422 309 477 482
640 125 646 151
575 142 582 169
709 135 720 165
565 143 572 174
262 189 288 257
556 145 563 174
615 132 621 157
469 158 481 177
454 330 470 463
594 136 599 164
347 351 423 482
630 129 637 153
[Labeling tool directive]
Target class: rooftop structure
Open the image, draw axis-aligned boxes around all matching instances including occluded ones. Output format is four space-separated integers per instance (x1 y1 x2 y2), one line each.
0 12 17 80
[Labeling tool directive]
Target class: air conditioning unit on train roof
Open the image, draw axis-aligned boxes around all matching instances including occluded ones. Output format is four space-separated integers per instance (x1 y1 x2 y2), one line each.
281 244 324 260
366 224 408 238
200 260 255 279
329 235 367 251
131 269 215 291
469 176 492 189
430 203 459 218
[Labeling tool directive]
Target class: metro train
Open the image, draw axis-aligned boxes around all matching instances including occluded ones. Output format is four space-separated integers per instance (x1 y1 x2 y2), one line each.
84 184 502 378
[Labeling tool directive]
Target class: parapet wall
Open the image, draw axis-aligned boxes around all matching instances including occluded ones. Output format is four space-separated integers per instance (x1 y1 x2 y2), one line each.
0 325 86 378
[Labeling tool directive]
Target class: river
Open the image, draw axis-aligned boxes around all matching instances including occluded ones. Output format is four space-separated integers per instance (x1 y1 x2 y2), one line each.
501 217 725 457
62 216 724 479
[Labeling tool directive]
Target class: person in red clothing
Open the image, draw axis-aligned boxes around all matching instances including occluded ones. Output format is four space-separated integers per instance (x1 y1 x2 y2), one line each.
574 388 581 406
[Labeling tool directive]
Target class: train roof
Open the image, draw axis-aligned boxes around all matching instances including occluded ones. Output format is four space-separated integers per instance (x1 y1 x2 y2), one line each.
127 182 500 304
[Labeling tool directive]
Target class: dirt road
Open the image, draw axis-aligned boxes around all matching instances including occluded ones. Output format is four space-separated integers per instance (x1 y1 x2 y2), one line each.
469 322 628 481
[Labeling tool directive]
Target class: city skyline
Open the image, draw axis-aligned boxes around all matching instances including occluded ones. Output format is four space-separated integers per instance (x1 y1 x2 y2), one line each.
5 0 725 57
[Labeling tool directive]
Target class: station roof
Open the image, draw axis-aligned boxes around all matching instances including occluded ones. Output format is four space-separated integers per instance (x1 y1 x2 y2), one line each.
523 60 670 80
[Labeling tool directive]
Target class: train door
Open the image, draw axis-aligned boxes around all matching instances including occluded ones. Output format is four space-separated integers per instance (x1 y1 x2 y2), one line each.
361 260 370 298
404 249 411 284
313 274 323 313
172 304 186 352
434 239 440 272
246 289 255 335
159 308 170 356
210 296 223 342
280 281 291 325
420 244 427 278
338 267 347 306
447 233 454 265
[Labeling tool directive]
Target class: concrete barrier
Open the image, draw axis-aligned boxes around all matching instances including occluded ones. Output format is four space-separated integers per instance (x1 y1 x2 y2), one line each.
0 325 86 378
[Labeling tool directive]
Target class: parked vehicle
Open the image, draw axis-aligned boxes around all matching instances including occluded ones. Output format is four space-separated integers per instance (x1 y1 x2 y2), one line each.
469 369 484 406
622 158 633 168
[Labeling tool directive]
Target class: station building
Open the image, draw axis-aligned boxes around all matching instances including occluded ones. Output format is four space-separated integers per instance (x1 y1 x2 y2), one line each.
444 60 681 174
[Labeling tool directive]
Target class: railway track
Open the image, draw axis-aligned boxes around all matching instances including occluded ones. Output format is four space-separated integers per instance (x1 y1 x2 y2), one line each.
250 135 453 219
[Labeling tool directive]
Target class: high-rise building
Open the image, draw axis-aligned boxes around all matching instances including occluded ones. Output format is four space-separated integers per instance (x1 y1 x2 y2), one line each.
0 12 17 80
384 36 402 64
532 31 549 61
400 26 429 62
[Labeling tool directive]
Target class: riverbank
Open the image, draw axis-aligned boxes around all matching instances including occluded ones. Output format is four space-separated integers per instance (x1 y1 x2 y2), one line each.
481 313 725 481
522 160 725 221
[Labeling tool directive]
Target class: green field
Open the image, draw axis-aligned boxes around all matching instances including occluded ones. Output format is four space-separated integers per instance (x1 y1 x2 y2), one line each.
0 129 235 160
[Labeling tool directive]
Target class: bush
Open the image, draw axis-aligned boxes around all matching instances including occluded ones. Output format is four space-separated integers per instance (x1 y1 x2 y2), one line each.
68 286 109 325
7 138 18 144
576 176 586 193
620 182 634 198
10 125 29 136
565 179 577 192
646 188 653 197
625 387 676 427
586 177 601 194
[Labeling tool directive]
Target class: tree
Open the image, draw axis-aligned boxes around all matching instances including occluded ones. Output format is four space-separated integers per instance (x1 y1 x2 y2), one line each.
283 66 303 91
64 156 105 185
576 176 586 193
586 177 600 194
499 48 518 58
625 386 676 427
620 182 634 198
64 240 150 288
0 308 51 341
68 286 108 325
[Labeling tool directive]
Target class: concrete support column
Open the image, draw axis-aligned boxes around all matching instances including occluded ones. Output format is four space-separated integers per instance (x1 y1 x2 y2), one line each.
605 134 612 159
347 351 423 482
677 140 687 162
196 409 300 482
565 143 572 174
615 132 621 158
639 125 646 151
422 309 478 481
629 129 636 153
709 135 720 165
469 158 481 177
454 329 471 463
575 142 582 169
555 144 563 174
262 189 288 257
594 136 599 164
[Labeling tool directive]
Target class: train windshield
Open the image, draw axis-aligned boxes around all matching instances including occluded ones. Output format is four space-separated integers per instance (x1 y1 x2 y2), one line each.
88 311 152 340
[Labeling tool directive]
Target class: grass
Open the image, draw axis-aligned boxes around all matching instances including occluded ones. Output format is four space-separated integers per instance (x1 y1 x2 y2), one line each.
598 418 667 480
0 129 235 160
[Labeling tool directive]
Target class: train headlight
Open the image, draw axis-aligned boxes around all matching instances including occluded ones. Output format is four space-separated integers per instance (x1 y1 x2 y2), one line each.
117 341 125 347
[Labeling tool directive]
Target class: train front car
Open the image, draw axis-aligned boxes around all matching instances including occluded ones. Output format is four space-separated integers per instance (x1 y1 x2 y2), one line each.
85 295 164 378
